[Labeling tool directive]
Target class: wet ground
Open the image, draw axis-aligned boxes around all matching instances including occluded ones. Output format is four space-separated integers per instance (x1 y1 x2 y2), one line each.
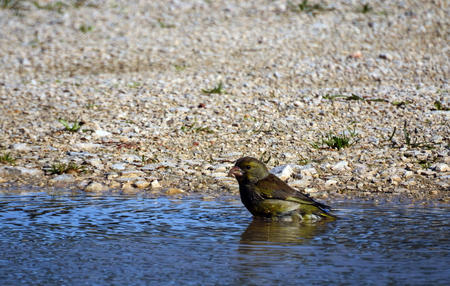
0 193 449 285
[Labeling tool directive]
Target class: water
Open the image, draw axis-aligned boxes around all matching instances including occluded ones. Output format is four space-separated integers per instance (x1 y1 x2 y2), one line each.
0 193 449 285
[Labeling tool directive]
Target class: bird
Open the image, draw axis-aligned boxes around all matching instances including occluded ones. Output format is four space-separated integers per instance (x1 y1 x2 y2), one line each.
228 156 336 221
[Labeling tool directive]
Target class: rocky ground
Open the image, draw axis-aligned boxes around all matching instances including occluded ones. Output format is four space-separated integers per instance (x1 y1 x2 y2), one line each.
0 0 448 203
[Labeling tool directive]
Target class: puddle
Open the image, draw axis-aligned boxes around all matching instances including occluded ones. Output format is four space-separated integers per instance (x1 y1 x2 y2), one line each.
0 194 449 285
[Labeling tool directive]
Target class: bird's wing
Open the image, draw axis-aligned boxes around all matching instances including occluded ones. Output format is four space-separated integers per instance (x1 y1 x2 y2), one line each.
255 174 331 210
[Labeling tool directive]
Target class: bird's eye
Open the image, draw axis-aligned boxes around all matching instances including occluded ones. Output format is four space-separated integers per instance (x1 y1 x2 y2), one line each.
246 165 251 170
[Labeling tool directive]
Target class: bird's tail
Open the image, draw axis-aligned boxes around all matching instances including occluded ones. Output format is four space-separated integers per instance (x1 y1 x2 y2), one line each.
302 204 338 220
317 206 337 220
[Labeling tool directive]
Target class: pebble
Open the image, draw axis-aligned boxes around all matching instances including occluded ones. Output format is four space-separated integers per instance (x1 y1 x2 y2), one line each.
109 181 121 189
85 182 106 192
122 183 138 194
134 180 150 189
93 129 112 138
88 159 104 169
417 169 436 176
270 164 294 180
11 143 32 152
332 161 349 172
151 180 161 189
404 171 414 178
72 143 103 151
297 165 318 178
304 188 318 194
325 179 338 188
142 164 158 171
120 170 145 178
166 188 185 195
210 172 228 178
431 163 449 172
214 164 230 173
111 163 127 171
379 53 393 61
0 166 43 177
49 174 75 186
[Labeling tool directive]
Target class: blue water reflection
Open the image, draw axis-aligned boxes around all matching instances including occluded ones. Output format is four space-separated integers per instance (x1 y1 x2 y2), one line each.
0 194 448 285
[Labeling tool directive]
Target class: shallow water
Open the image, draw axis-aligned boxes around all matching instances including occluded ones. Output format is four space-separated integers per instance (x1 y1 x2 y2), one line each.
0 193 449 285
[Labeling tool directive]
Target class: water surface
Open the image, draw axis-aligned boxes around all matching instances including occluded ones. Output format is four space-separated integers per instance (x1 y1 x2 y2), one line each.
0 193 449 285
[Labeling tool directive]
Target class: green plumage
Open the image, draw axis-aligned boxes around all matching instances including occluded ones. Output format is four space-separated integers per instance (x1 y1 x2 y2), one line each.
228 157 336 221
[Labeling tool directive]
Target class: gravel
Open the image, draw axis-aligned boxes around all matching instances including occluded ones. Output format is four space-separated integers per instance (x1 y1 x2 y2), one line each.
0 0 448 203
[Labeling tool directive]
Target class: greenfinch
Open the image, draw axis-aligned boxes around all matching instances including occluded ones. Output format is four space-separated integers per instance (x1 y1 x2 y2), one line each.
228 157 336 221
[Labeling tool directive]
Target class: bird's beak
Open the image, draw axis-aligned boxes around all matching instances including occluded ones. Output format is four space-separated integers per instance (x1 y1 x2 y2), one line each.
228 166 243 177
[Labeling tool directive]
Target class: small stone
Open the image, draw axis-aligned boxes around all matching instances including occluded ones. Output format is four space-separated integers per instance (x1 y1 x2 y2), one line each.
370 72 381 81
85 182 106 192
109 181 121 189
116 177 138 183
431 163 449 172
350 51 363 59
142 164 158 171
0 166 43 177
120 170 145 178
122 183 137 194
214 164 229 172
221 152 242 158
417 169 436 176
402 179 416 186
88 159 104 169
159 161 177 168
390 175 402 183
210 172 228 178
270 164 294 180
297 165 318 178
111 163 127 171
11 143 32 152
404 170 414 178
379 53 393 60
151 179 161 189
332 161 349 171
121 154 141 163
134 180 149 189
93 129 112 138
73 143 102 151
67 151 93 157
50 174 75 186
325 179 338 188
304 187 318 194
166 188 185 195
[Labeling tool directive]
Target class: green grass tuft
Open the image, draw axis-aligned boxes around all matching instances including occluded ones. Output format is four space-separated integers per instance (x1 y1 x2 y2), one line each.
359 3 373 13
433 100 449 111
312 128 359 150
58 118 83 132
32 0 68 13
387 121 435 149
79 24 93 33
0 152 16 165
157 19 175 28
289 0 334 14
180 123 214 134
49 162 85 175
202 82 224 94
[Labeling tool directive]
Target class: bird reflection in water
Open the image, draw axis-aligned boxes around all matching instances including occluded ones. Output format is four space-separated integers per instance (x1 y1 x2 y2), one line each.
235 218 333 283
240 217 331 244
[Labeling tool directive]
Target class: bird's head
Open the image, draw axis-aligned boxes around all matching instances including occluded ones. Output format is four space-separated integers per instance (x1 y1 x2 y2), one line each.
228 157 269 183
